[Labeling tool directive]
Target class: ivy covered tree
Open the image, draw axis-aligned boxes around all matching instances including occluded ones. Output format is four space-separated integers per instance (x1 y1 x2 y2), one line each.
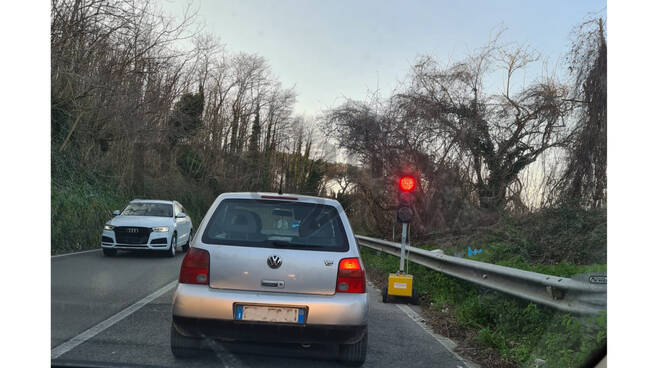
160 87 205 177
556 18 607 208
168 87 205 145
247 109 262 191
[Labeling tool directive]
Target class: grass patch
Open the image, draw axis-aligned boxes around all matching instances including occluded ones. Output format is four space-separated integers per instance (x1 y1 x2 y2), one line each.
360 247 606 368
469 242 606 277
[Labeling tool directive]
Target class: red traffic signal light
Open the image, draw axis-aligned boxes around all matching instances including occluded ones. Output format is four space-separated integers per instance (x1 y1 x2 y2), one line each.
399 176 416 192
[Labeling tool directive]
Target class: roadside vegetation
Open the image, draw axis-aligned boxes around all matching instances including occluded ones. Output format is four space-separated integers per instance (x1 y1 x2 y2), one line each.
52 149 130 254
362 247 606 368
424 205 607 272
359 203 606 368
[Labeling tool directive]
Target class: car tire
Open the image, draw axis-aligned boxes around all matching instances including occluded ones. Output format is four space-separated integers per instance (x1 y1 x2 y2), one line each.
338 328 367 366
182 230 192 252
103 248 117 257
170 323 201 358
167 234 176 257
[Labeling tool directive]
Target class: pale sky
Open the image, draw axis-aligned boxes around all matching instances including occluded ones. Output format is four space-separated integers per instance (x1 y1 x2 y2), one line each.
161 0 605 116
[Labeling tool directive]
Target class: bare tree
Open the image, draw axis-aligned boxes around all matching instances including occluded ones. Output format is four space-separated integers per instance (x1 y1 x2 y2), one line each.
554 17 607 208
394 38 573 210
51 0 312 197
324 34 577 236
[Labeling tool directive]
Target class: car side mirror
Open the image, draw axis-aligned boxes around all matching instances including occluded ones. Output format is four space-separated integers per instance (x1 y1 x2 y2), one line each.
112 210 121 216
176 213 186 218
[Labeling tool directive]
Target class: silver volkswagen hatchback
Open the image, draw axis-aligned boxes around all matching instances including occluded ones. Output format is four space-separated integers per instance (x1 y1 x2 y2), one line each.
171 192 368 365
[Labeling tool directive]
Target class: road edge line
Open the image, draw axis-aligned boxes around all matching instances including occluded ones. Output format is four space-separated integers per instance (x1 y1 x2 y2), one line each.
51 280 178 359
51 249 101 258
366 281 479 368
395 304 480 368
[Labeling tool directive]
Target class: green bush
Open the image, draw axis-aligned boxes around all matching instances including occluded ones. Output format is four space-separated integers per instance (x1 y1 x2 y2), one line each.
51 156 131 254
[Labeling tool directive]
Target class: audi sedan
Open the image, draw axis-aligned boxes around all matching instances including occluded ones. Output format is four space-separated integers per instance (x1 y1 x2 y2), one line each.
170 192 368 366
101 199 194 257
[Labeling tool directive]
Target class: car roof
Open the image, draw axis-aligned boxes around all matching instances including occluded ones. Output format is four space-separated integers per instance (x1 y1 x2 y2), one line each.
129 199 174 205
217 192 341 208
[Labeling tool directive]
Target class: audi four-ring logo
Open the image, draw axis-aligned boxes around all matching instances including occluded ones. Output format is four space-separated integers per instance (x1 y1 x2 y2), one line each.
267 255 282 269
127 228 138 233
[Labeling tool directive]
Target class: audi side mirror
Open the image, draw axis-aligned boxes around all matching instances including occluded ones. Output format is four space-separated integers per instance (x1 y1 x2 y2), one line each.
112 210 121 216
176 213 186 219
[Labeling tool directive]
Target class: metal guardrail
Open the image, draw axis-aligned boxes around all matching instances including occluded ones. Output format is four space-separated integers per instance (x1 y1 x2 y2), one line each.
356 235 606 315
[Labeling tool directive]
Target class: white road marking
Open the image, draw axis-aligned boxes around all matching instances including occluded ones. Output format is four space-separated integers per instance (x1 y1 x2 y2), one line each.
206 338 246 368
51 280 178 359
51 249 101 258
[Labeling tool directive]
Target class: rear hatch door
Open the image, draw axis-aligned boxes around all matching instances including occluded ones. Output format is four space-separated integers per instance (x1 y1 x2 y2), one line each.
202 198 349 296
207 246 341 295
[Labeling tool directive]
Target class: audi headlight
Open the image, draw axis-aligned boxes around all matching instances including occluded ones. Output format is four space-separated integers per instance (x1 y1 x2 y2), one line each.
104 224 115 231
152 226 169 232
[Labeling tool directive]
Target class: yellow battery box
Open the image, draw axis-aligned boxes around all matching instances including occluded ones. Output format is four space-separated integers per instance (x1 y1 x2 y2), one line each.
387 273 413 297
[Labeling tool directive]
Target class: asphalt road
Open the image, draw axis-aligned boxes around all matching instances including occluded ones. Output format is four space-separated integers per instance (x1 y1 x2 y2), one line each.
51 249 472 368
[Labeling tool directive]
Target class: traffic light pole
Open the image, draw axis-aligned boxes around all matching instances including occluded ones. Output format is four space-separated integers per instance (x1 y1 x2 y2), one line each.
399 222 408 273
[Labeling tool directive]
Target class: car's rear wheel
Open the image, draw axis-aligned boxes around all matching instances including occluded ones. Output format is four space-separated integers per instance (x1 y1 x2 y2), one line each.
167 234 176 257
170 323 201 358
102 248 117 257
338 329 367 366
182 230 192 252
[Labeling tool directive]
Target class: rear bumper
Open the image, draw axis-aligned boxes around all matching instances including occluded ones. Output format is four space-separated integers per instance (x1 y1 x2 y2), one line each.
173 283 368 325
173 315 367 344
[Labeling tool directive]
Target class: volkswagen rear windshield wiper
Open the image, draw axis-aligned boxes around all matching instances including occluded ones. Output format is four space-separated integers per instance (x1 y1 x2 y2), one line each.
268 240 295 248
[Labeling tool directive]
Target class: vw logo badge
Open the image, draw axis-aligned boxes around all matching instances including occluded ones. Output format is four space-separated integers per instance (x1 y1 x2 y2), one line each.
267 255 282 269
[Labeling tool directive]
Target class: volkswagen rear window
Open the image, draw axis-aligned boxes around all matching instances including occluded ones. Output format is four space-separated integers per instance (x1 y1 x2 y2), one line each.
202 199 349 252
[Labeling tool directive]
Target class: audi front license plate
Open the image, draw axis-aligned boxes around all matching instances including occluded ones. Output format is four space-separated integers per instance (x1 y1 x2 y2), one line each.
235 305 305 324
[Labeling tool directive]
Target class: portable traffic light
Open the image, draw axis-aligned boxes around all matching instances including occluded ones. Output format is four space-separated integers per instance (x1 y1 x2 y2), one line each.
396 175 416 223
384 174 420 304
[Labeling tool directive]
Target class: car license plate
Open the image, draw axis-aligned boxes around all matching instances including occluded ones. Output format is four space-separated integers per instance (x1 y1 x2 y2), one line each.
235 305 305 324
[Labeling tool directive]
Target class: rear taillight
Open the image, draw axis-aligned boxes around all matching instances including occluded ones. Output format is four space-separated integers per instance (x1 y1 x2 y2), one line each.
179 248 210 285
336 257 365 293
